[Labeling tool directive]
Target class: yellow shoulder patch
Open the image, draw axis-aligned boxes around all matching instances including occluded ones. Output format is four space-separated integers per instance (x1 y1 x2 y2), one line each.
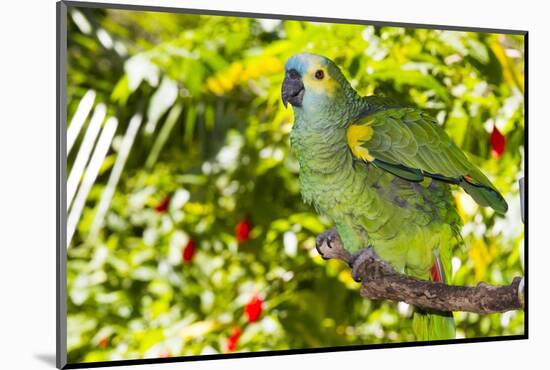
347 122 375 162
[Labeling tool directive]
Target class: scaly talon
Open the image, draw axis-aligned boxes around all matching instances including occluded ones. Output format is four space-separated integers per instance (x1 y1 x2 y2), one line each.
350 247 376 282
315 228 351 262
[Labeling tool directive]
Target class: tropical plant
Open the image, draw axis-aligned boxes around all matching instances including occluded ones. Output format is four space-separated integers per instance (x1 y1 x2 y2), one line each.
65 6 525 363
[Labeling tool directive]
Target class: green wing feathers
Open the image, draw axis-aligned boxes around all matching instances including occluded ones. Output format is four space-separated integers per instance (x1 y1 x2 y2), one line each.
350 108 508 214
459 175 508 214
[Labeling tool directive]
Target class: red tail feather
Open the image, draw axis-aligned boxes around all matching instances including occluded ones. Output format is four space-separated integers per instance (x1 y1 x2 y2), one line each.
431 256 444 282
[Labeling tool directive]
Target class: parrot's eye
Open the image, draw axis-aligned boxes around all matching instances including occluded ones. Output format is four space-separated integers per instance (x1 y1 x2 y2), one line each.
314 70 325 80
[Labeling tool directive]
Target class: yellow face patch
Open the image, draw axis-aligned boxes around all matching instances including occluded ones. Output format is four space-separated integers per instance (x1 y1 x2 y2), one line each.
303 61 338 97
347 122 375 162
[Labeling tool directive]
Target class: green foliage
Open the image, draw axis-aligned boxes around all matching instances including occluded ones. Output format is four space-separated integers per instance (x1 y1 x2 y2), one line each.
66 7 525 363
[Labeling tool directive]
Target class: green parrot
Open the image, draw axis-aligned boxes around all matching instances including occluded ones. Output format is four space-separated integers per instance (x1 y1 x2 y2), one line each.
281 52 508 341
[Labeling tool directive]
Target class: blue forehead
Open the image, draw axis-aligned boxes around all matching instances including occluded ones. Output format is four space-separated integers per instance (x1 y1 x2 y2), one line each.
285 53 328 75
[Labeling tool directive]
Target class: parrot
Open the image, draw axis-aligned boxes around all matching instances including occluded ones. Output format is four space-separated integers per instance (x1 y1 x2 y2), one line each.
281 52 508 341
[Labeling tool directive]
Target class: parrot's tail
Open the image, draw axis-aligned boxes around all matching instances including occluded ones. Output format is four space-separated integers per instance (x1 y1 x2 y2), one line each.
412 310 455 341
411 255 455 341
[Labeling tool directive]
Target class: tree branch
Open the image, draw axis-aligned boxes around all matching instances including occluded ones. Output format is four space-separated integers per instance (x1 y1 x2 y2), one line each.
316 228 524 314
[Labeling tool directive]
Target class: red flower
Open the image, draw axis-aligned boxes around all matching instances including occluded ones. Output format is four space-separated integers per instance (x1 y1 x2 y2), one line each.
490 125 506 159
225 327 242 352
244 295 263 323
182 239 197 263
154 196 171 213
98 337 109 349
235 219 252 244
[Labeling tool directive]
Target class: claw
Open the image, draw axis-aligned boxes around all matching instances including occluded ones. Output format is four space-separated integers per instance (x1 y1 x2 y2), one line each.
315 228 351 261
350 248 376 282
315 231 334 260
315 236 326 259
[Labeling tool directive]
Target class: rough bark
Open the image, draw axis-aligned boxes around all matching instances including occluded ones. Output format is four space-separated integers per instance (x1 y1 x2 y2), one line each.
316 228 524 314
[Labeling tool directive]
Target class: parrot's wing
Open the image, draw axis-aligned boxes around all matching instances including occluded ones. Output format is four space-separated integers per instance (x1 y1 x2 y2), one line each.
346 107 508 214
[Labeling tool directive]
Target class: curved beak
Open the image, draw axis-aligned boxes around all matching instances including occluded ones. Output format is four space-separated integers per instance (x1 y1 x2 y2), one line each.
281 68 304 108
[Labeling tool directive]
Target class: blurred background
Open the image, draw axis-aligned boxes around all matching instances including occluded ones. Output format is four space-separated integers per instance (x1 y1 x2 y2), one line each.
65 6 525 364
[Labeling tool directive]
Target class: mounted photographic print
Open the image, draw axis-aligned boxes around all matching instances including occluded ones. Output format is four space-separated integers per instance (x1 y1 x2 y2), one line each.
56 1 527 368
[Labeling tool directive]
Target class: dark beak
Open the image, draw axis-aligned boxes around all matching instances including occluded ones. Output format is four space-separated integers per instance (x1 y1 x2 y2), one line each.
281 68 304 108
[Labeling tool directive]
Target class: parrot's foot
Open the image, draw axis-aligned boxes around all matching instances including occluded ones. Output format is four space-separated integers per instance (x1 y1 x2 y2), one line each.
315 228 352 262
350 247 378 282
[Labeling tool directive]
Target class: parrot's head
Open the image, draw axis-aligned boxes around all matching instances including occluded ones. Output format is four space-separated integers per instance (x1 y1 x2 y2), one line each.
281 53 356 120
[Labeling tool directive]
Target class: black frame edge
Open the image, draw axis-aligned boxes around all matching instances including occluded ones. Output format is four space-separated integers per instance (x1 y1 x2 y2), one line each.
57 1 68 369
62 0 527 35
63 335 527 369
523 32 529 338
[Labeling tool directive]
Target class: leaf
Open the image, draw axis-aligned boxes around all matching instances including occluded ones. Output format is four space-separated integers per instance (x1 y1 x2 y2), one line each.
372 68 451 105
